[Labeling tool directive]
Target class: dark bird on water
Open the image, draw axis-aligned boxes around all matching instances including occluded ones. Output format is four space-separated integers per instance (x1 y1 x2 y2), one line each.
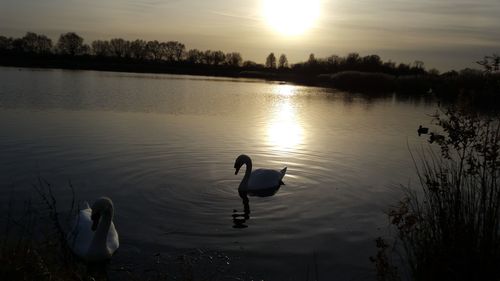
418 125 429 136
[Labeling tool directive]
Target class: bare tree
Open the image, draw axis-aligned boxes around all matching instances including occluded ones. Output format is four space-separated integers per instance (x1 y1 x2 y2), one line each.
186 49 203 64
225 52 243 67
211 50 226 65
109 38 130 58
265 52 277 68
162 41 185 62
91 40 111 57
145 40 162 60
477 54 500 73
129 39 147 60
278 54 288 68
307 53 317 65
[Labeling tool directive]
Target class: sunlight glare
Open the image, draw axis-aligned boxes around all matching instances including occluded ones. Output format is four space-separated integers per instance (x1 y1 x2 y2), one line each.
273 84 296 96
267 99 303 151
262 0 321 36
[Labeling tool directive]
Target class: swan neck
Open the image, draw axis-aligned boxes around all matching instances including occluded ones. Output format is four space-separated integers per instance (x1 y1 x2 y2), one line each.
243 159 252 181
91 207 113 251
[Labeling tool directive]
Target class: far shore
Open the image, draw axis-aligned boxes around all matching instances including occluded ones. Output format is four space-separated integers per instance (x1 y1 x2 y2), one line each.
1 52 499 109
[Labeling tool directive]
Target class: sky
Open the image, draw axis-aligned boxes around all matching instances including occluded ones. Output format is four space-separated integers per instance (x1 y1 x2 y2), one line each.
1 0 499 71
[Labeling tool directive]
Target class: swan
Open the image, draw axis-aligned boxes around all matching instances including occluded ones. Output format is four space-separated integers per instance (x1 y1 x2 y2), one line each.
418 125 429 136
67 197 119 262
234 154 287 194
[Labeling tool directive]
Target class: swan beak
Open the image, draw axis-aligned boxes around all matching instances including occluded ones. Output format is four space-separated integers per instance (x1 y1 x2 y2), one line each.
234 167 240 175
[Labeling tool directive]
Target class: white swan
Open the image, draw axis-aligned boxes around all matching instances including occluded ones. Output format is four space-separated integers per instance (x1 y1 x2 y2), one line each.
234 154 287 192
67 197 119 262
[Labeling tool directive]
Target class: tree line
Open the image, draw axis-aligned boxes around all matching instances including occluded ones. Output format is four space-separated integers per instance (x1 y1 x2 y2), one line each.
1 31 438 76
0 32 246 67
1 31 498 107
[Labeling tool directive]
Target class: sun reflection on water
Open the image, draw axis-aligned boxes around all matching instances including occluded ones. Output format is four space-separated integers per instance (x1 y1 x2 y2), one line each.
267 85 303 151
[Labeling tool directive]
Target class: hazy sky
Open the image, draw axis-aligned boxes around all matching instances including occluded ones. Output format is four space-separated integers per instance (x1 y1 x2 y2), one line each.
1 0 499 71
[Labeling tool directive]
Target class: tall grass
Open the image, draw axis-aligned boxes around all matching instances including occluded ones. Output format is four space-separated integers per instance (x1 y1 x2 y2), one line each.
375 107 500 281
0 179 94 280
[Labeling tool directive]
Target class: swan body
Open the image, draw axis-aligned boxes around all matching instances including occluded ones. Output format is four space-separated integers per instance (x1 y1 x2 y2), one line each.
67 197 119 262
234 154 287 193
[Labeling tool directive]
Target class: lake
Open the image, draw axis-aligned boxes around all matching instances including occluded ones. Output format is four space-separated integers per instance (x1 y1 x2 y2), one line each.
0 66 435 280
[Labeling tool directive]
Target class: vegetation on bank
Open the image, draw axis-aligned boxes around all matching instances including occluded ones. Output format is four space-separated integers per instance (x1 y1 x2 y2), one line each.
372 108 500 281
1 31 499 106
0 180 245 281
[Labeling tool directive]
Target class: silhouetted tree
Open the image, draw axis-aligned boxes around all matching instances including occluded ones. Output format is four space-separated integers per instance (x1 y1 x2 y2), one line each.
21 32 52 54
0 36 13 52
278 54 288 68
146 40 162 60
81 44 91 55
162 41 185 62
186 49 203 64
361 54 382 72
345 53 360 68
397 63 411 75
91 40 112 57
225 52 243 67
56 32 85 56
202 50 214 64
109 38 130 58
477 54 500 73
383 61 396 72
11 38 24 53
211 50 226 66
308 53 317 65
265 52 276 69
129 39 147 60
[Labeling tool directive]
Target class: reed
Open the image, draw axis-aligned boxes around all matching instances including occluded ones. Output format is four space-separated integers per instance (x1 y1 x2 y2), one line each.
374 107 500 281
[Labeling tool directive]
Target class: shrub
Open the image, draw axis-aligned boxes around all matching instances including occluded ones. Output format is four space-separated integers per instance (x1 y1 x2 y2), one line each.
376 107 500 281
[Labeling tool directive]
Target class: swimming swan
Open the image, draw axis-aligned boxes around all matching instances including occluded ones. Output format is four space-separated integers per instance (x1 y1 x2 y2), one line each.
234 154 287 192
67 197 119 262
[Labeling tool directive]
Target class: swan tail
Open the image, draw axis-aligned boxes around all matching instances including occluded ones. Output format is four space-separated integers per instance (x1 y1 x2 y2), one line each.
280 167 287 186
280 167 287 177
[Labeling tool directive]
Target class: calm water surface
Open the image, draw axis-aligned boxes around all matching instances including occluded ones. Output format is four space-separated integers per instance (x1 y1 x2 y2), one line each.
0 67 436 280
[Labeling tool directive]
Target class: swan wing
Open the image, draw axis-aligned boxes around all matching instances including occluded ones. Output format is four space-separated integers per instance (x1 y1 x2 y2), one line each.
247 168 286 190
67 207 93 259
107 222 119 254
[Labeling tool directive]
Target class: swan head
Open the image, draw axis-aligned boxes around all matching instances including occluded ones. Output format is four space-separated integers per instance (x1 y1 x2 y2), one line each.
234 154 251 175
90 197 114 231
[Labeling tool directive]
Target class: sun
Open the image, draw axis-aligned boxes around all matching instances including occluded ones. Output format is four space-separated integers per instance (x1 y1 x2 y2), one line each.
262 0 321 36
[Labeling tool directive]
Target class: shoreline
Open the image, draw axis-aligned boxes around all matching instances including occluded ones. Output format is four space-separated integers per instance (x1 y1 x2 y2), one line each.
2 54 499 110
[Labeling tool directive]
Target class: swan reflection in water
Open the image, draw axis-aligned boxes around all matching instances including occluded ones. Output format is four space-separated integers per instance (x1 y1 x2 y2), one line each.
232 186 284 228
232 154 287 228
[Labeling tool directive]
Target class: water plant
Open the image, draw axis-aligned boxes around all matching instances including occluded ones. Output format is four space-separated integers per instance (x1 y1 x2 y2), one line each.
374 107 500 280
